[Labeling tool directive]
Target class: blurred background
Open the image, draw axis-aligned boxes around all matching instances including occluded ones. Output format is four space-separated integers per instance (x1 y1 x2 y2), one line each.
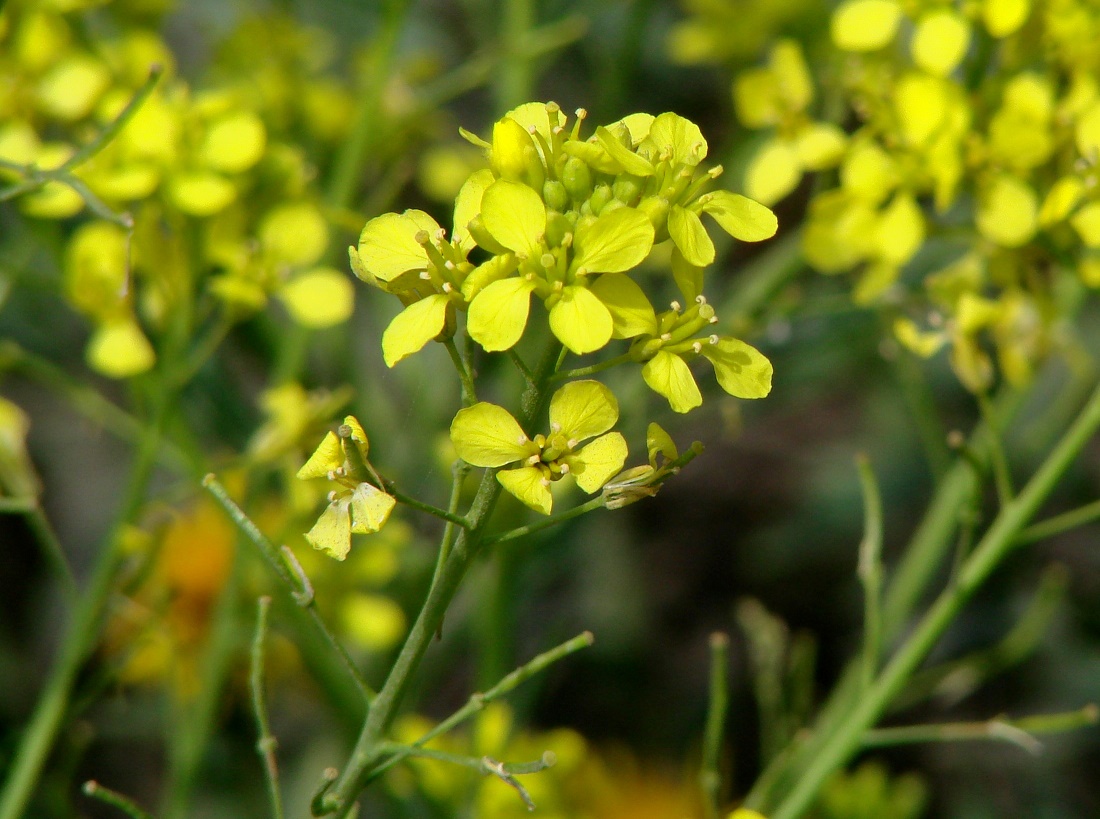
2 0 1100 817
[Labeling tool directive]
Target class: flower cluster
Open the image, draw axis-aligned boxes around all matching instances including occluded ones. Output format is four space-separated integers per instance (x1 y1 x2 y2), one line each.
0 3 359 378
351 102 776 409
728 0 1100 391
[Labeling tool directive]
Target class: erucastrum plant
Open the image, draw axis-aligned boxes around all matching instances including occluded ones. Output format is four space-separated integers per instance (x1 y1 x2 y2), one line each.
283 101 777 815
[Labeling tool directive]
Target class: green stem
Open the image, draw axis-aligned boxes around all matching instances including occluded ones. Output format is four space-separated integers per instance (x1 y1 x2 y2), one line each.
0 390 170 819
81 781 155 819
251 597 285 819
862 704 1099 752
1016 499 1100 545
320 340 563 816
551 352 633 381
700 633 729 819
325 0 410 208
364 631 594 782
482 496 604 545
444 338 478 405
856 455 884 692
382 478 471 528
978 391 1014 507
768 380 1100 819
202 475 375 702
495 0 534 113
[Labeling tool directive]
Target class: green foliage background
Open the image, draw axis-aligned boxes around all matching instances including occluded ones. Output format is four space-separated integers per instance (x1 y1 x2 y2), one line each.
2 0 1100 817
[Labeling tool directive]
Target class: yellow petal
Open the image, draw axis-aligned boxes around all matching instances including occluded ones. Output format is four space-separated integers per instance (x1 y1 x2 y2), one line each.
296 431 344 479
167 171 237 216
548 380 620 442
340 593 407 652
349 483 396 534
831 0 902 52
701 338 773 398
794 123 847 171
200 110 266 174
467 277 535 352
450 403 532 467
642 350 702 413
911 10 971 77
548 285 613 355
261 201 329 267
86 318 156 379
570 432 628 493
983 0 1030 38
480 179 546 257
589 274 658 338
381 294 450 367
497 467 553 515
1071 202 1100 248
874 194 924 265
668 205 715 266
976 175 1037 247
744 139 802 206
280 268 355 328
305 498 352 560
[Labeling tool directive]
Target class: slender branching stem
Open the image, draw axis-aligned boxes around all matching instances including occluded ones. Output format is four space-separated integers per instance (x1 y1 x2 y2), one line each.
856 455 884 692
202 475 375 702
483 496 604 545
700 632 729 819
444 338 478 406
768 380 1100 819
251 597 285 819
1016 499 1100 545
82 781 155 819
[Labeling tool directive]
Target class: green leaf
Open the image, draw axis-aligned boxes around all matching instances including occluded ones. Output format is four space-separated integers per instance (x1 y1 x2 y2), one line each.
467 277 534 352
549 380 620 441
700 190 778 242
642 350 702 413
701 338 773 398
589 274 657 338
349 483 396 534
548 285 614 354
497 466 553 515
569 432 628 493
572 207 655 273
480 179 546 257
450 403 533 467
305 498 352 560
382 294 450 367
668 205 715 266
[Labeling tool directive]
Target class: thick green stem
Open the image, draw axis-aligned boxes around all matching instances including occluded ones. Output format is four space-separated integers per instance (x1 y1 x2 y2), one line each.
495 0 534 113
768 380 1100 819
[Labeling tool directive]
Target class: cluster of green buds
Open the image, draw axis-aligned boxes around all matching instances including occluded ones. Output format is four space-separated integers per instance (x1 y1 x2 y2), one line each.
728 0 1100 392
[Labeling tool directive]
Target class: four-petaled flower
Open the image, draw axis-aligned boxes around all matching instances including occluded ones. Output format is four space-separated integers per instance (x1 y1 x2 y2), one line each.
449 380 628 514
296 416 396 560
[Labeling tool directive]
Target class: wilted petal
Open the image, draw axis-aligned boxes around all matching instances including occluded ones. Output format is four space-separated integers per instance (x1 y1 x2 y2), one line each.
297 431 344 479
349 482 397 533
305 497 352 560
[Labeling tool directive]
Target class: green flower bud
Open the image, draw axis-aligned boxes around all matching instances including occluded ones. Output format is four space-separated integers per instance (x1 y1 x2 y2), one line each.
588 183 613 215
612 175 644 206
543 179 569 212
561 156 593 201
637 195 671 233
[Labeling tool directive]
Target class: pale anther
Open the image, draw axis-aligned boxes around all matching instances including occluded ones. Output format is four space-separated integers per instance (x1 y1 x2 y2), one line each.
670 300 682 312
575 108 587 119
550 422 562 433
441 282 453 293
692 341 702 353
696 295 707 304
327 490 338 502
414 229 430 245
420 271 432 280
708 334 719 344
661 333 672 341
559 463 571 474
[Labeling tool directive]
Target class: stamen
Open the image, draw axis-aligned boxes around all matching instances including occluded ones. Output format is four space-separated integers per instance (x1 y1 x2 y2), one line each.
414 229 431 245
692 341 702 353
670 300 682 312
327 490 338 502
541 253 556 268
420 271 432 280
559 462 571 474
441 282 453 293
550 422 562 433
708 334 719 344
695 295 707 304
661 333 672 341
